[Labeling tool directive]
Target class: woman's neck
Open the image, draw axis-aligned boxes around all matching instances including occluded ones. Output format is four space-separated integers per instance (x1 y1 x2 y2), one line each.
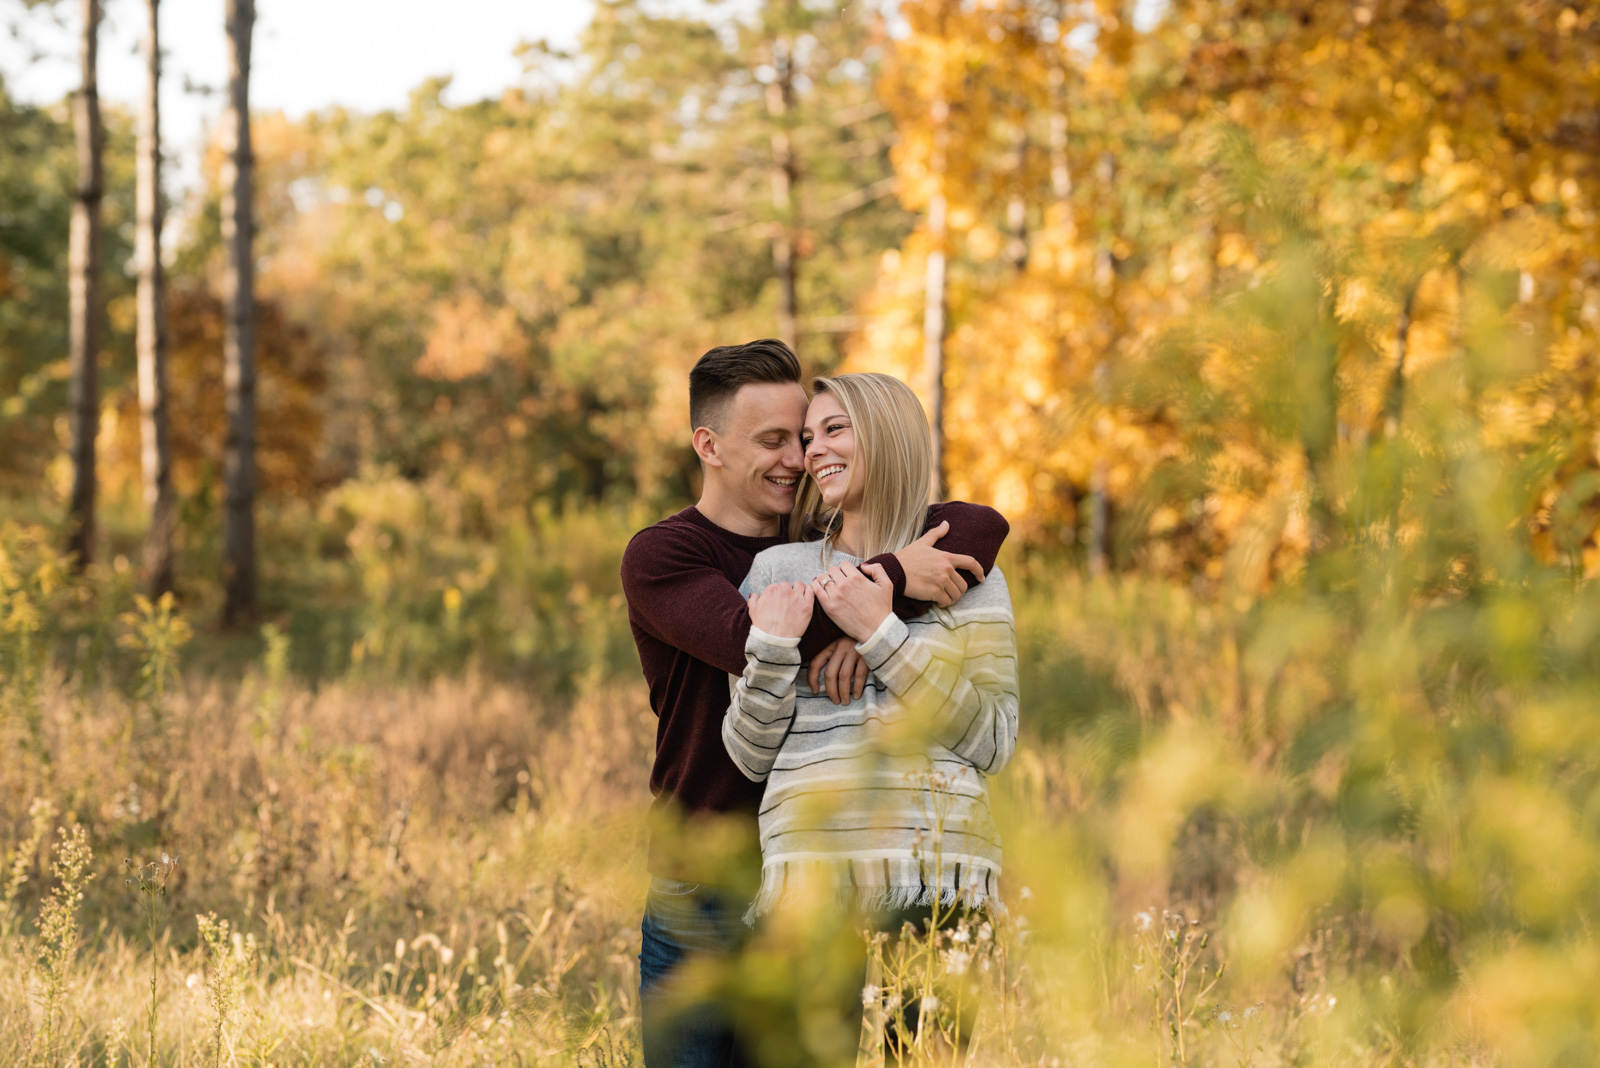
832 509 864 557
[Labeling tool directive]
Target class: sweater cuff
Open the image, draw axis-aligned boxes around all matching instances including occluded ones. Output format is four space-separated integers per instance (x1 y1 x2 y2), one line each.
856 613 909 670
866 552 908 598
748 625 802 649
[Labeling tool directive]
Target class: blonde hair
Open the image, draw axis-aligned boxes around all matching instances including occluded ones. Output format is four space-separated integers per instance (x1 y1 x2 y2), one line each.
791 373 935 560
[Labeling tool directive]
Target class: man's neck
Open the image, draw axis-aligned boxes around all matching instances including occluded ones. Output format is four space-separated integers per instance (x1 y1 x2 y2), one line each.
695 488 782 538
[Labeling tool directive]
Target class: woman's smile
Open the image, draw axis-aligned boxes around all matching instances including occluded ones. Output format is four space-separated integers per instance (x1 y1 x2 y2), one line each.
813 463 847 483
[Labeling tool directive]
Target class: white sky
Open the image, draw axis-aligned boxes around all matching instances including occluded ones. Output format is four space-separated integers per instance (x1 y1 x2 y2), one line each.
0 0 596 189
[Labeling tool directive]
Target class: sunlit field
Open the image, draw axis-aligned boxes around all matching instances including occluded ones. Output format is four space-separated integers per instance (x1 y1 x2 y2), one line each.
6 471 1597 1066
6 0 1600 1064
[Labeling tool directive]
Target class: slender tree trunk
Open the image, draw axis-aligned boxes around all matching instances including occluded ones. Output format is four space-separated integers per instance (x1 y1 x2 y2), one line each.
1005 119 1028 272
767 36 801 355
925 88 949 496
66 0 103 570
221 0 257 626
138 0 175 596
1381 282 1418 440
1087 152 1117 576
1048 65 1072 207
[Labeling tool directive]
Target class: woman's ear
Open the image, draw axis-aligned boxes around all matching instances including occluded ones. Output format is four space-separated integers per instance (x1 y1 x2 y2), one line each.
692 426 723 468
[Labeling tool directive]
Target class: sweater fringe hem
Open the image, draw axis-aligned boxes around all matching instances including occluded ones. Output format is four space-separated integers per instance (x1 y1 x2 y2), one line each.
743 884 1002 927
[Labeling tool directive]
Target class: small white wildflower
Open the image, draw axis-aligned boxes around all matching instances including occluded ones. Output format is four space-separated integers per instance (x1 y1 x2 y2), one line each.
1327 995 1337 1010
185 973 201 990
1019 886 1033 901
951 927 970 944
920 995 940 1013
1217 1010 1232 1024
395 938 406 961
1243 1005 1260 1020
1134 910 1153 931
861 984 881 1008
978 922 993 943
943 949 971 976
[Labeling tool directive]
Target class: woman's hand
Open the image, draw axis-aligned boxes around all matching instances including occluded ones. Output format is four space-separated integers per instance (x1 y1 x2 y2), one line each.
812 561 894 643
748 581 814 639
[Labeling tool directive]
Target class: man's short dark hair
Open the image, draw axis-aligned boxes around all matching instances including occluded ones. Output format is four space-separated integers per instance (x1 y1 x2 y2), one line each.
688 339 802 432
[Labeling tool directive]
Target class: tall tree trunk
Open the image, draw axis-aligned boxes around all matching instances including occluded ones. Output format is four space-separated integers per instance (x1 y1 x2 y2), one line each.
1381 282 1419 440
1005 119 1028 272
221 0 257 627
925 88 949 496
767 36 800 355
1087 151 1117 576
138 0 175 596
66 0 103 570
1048 65 1072 208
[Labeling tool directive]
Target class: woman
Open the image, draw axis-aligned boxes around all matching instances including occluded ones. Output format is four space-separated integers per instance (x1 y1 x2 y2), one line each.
721 371 1018 929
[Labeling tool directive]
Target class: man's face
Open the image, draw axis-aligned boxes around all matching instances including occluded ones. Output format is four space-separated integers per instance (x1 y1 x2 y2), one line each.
706 381 809 521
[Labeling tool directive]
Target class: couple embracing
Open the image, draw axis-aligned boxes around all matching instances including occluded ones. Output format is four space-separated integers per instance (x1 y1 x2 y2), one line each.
620 339 1019 1068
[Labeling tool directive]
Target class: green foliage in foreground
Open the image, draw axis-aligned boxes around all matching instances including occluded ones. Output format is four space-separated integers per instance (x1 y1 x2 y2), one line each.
2 419 1600 1063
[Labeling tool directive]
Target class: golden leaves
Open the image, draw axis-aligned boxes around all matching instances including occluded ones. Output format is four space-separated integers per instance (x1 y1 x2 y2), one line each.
416 293 525 382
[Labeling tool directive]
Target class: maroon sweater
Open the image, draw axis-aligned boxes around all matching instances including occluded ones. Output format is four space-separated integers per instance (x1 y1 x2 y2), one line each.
620 502 1010 879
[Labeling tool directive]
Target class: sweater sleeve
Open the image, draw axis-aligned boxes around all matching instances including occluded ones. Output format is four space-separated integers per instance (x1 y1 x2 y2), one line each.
796 504 1010 662
875 501 1012 621
723 626 802 782
620 525 758 677
853 571 1019 776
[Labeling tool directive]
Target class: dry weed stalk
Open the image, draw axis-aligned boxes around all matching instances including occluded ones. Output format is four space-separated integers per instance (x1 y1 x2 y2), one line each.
34 823 93 1066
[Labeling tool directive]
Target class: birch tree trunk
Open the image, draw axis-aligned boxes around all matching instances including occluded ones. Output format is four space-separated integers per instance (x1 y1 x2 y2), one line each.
221 0 257 626
767 36 800 355
924 87 949 496
137 0 175 596
66 0 103 569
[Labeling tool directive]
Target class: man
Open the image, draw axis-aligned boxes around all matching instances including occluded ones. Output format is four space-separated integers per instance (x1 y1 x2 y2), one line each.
620 339 1008 1068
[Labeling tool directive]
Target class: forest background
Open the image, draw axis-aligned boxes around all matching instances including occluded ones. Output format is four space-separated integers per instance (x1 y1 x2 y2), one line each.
4 0 1600 1065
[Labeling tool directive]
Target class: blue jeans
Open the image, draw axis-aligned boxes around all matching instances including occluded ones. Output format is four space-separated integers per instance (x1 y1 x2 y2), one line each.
639 877 756 1068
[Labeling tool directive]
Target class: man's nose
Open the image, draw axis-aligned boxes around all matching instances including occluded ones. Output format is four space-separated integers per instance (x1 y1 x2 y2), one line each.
785 439 806 469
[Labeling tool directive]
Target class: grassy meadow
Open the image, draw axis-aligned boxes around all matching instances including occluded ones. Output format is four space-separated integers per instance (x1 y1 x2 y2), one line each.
4 464 1595 1067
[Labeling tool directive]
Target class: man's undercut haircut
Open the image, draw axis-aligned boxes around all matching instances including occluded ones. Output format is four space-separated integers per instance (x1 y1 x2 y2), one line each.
688 339 802 433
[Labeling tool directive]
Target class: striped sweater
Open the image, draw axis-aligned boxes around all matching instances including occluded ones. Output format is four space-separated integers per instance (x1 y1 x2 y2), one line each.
723 540 1019 921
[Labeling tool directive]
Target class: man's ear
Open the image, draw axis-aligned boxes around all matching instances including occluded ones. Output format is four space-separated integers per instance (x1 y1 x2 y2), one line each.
692 426 724 468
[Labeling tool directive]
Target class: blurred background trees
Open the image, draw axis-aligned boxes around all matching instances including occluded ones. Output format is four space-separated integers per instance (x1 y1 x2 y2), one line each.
0 0 1596 629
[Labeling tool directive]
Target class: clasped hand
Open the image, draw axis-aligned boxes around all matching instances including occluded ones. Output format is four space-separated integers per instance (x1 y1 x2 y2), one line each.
747 580 814 639
747 561 892 645
811 560 893 643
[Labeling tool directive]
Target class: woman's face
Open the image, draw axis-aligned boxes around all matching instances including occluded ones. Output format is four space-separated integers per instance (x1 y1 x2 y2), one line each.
802 392 860 511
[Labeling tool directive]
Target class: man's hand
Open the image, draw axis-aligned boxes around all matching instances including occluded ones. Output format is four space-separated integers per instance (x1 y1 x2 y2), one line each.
812 561 894 643
895 521 985 606
748 581 814 639
808 637 868 704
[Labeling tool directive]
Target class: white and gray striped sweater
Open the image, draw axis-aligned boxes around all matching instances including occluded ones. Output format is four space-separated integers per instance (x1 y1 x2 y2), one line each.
724 541 1019 921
